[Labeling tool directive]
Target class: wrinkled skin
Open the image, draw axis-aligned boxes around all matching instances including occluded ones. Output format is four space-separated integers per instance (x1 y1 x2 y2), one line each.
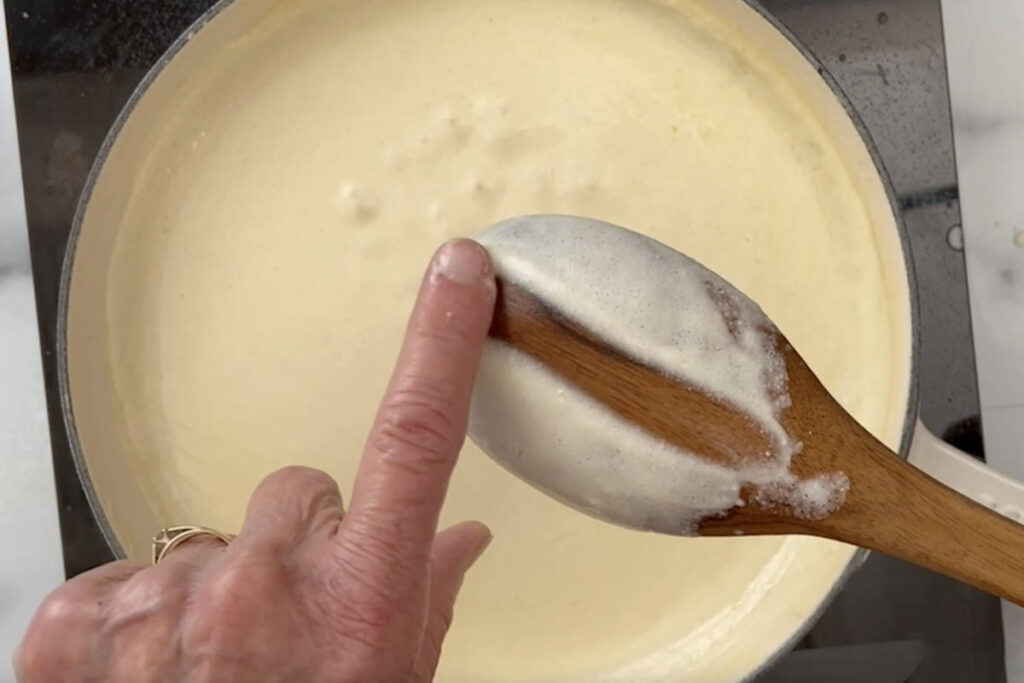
15 240 497 683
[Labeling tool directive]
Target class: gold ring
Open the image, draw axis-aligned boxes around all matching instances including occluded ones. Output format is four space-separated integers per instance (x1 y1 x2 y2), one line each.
152 526 235 565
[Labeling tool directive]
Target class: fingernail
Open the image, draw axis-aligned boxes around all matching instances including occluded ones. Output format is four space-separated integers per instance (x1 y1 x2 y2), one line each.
432 239 491 285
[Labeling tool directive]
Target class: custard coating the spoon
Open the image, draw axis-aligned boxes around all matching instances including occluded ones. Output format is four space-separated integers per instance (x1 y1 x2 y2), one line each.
470 215 848 534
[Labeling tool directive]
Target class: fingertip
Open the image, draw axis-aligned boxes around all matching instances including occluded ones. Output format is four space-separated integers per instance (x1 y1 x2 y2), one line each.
430 239 495 293
434 520 493 571
460 520 494 564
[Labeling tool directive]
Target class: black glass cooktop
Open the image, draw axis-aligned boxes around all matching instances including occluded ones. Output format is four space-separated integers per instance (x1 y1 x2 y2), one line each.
4 1 1001 680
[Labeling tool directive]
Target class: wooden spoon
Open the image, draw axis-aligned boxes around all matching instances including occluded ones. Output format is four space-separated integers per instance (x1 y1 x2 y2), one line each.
486 223 1024 606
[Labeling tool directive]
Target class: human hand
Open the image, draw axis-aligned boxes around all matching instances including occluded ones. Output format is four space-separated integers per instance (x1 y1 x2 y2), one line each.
15 239 497 683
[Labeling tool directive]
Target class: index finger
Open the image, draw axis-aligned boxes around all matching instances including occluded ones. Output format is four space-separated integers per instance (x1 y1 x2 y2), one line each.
343 239 496 565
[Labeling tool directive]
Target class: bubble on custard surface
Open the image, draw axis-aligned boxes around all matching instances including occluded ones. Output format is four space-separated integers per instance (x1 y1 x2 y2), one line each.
335 181 379 223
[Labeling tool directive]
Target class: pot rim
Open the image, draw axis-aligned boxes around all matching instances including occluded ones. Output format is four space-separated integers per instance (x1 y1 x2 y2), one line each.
55 1 921 680
730 4 921 679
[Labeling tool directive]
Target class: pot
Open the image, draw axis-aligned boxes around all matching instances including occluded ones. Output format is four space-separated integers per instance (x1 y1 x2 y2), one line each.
57 0 1024 680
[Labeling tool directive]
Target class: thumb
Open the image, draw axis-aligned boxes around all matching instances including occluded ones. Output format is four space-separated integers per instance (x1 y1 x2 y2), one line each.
412 521 493 681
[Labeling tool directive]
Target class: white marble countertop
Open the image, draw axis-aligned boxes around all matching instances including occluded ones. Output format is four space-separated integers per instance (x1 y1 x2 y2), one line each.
0 6 65 680
942 0 1024 678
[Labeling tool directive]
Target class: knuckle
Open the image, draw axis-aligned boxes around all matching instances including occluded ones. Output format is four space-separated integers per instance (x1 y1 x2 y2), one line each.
211 552 291 604
114 566 188 609
185 555 291 648
36 588 101 630
16 591 96 679
372 387 461 471
257 465 339 501
251 466 344 537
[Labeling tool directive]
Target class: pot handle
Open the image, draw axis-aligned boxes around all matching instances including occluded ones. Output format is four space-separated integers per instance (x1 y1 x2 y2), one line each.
909 419 1024 525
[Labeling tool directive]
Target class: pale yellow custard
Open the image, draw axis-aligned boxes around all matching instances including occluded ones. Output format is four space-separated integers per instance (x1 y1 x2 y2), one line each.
101 0 909 680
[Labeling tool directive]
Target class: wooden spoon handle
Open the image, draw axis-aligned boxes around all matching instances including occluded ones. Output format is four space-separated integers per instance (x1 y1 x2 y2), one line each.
700 415 1024 604
819 435 1024 604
